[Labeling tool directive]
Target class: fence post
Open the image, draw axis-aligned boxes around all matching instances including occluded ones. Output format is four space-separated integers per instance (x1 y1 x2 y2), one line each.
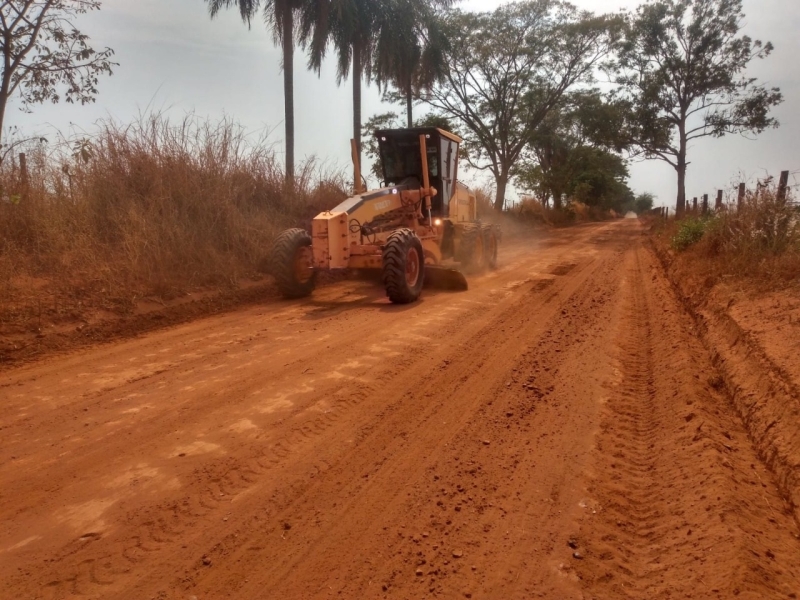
19 152 28 187
715 189 723 211
737 183 745 212
702 194 709 215
777 170 789 202
692 197 698 213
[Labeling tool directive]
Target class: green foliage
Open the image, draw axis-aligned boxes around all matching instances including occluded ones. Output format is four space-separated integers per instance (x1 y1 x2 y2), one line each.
426 0 619 211
671 217 707 251
517 90 634 211
634 192 656 214
361 112 402 179
299 0 453 166
373 5 451 126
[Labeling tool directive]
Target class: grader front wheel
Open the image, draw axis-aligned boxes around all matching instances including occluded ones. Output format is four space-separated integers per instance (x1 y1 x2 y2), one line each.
270 228 316 299
382 228 425 304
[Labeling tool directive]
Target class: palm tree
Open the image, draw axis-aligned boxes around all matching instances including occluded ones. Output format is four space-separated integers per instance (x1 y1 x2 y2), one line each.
207 0 305 184
373 5 450 127
301 0 452 165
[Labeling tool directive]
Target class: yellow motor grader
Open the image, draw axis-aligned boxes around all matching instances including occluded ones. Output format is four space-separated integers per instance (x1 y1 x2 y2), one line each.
270 127 499 304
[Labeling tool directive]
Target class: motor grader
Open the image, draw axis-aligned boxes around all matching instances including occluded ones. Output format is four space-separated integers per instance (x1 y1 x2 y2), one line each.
270 127 499 304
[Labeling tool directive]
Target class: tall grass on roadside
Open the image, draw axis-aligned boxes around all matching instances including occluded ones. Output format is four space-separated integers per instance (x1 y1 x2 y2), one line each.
0 114 347 307
669 186 800 284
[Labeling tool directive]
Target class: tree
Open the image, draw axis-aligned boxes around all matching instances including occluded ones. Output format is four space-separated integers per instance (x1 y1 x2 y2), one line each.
373 5 449 127
0 0 115 150
427 1 618 211
207 0 310 183
301 0 451 167
519 90 631 209
634 192 655 213
614 0 783 215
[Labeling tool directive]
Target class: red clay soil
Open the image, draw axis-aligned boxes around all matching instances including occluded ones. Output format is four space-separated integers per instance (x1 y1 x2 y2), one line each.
1 220 799 600
654 241 800 536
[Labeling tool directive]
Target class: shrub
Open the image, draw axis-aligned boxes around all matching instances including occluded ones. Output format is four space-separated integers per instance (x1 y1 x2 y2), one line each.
672 217 707 251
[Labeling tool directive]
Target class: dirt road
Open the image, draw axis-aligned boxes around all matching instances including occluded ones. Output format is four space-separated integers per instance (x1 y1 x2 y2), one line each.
2 220 799 600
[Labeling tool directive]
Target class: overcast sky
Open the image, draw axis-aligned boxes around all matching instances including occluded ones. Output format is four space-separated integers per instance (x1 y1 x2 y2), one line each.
6 0 800 207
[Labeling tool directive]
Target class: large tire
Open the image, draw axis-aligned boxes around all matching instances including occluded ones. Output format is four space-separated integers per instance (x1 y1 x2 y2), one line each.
382 228 425 304
457 224 485 272
483 225 498 270
270 228 316 299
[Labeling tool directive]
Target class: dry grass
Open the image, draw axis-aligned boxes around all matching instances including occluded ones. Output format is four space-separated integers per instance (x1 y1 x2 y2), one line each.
0 114 347 316
656 186 800 287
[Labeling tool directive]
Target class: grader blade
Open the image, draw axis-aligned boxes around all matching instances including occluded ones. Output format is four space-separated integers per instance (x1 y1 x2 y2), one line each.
424 265 469 291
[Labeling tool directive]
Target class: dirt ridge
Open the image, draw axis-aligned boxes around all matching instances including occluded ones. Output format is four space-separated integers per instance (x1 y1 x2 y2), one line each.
651 239 800 525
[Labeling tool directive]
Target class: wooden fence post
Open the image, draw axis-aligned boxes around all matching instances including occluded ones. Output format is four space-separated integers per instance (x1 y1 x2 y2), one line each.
693 197 698 213
737 183 745 212
702 194 709 215
777 170 789 202
715 189 723 211
18 152 29 202
19 152 28 187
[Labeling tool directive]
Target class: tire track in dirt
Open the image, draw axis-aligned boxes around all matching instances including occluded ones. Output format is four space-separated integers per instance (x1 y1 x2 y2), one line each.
4 222 800 600
3 229 611 600
574 245 800 599
175 231 633 600
653 242 800 524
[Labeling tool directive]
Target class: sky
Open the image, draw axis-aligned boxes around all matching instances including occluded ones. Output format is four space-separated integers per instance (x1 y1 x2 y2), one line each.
5 0 800 208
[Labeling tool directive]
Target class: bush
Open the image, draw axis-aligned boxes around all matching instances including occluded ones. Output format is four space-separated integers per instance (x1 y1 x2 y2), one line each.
661 185 800 286
672 217 707 251
702 190 799 256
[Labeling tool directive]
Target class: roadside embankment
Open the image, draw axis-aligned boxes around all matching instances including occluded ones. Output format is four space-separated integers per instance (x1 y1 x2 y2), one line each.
650 227 800 524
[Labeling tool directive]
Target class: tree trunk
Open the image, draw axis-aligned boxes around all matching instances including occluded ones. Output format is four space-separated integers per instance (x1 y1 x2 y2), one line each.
0 75 9 151
0 96 5 150
675 121 687 215
493 170 509 212
406 75 413 128
352 40 362 169
282 8 295 185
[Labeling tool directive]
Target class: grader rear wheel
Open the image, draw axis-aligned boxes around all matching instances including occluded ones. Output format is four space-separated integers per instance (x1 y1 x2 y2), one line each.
382 228 425 304
458 224 485 272
270 228 316 299
483 226 498 270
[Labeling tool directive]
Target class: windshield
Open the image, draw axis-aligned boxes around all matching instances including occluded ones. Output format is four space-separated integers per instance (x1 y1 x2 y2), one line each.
378 135 438 184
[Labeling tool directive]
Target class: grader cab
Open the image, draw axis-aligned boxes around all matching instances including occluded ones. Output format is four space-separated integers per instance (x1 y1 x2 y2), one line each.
270 128 499 304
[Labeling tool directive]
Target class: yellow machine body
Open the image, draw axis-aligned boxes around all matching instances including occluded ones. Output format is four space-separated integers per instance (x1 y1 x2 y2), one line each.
271 127 500 304
309 128 494 274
